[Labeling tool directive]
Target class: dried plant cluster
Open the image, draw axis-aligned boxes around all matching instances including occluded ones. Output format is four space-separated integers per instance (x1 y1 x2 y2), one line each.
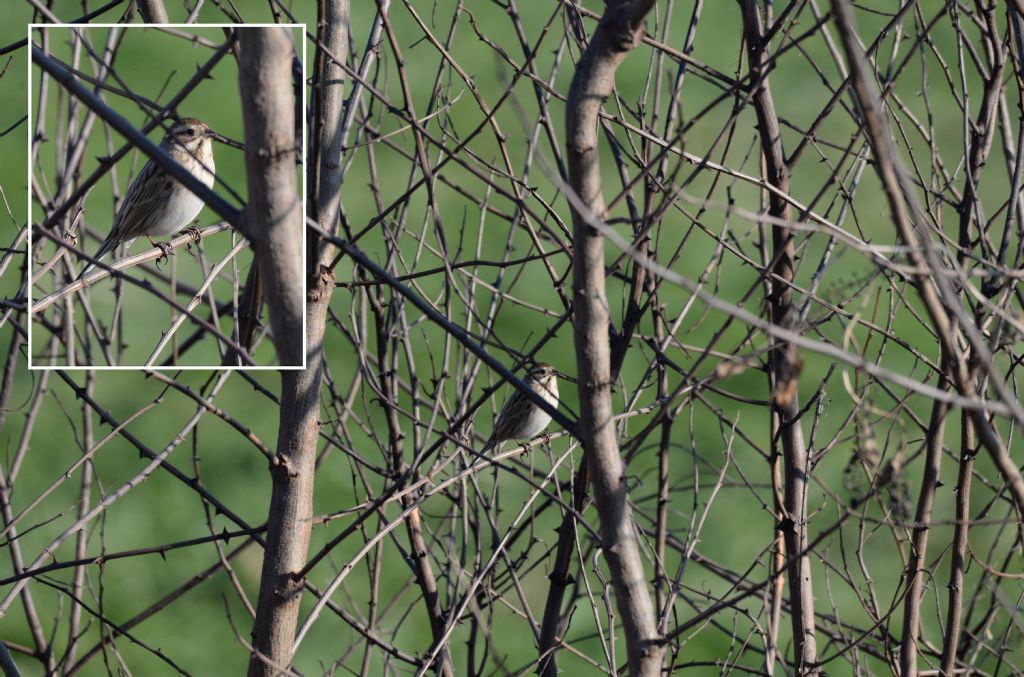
1 1 1023 676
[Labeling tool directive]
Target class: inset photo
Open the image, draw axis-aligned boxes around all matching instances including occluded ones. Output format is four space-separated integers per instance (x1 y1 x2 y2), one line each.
28 24 305 368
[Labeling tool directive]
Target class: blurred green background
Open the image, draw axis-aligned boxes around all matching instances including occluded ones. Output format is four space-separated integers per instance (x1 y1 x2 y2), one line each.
1 1 1022 675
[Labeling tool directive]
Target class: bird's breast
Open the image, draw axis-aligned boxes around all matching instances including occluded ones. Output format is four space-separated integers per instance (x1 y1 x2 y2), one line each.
191 148 216 188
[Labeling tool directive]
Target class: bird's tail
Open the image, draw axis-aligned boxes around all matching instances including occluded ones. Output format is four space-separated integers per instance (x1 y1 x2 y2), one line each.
76 238 115 282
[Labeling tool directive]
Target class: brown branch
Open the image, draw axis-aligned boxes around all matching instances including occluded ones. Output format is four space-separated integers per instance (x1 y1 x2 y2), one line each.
367 275 454 676
904 12 1005 673
737 0 817 671
940 405 976 675
899 393 949 677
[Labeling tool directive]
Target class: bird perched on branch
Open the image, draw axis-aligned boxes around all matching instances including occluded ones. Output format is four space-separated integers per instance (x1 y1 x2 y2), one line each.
482 363 560 453
78 117 224 280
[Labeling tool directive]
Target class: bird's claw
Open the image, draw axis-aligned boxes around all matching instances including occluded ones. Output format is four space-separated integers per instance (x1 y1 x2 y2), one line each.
154 241 174 267
183 226 203 255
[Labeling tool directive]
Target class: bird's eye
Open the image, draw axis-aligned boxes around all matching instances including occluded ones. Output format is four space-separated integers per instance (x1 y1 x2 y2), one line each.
185 129 195 137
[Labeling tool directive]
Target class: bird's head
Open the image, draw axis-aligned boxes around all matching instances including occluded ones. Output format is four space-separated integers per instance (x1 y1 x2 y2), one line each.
166 118 224 150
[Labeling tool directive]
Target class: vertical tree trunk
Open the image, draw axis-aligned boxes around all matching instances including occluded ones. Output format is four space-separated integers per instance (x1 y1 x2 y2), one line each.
238 27 303 367
135 0 168 23
565 2 663 675
248 5 348 673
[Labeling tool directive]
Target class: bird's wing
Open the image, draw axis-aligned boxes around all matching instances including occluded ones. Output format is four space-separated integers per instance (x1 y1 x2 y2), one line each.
77 161 172 279
108 162 173 242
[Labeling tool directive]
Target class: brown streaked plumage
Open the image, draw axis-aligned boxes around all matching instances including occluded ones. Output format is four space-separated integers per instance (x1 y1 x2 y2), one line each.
78 118 221 279
482 363 560 453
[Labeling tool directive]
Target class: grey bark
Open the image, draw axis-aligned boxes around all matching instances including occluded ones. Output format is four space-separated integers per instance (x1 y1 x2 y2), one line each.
247 5 348 673
135 0 169 23
237 27 303 367
565 2 664 675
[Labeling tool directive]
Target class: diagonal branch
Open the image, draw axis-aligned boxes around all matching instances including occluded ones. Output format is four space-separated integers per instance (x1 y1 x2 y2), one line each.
31 225 231 311
831 0 1024 524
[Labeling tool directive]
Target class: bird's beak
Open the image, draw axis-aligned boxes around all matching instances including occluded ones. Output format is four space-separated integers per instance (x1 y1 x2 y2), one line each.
208 130 245 150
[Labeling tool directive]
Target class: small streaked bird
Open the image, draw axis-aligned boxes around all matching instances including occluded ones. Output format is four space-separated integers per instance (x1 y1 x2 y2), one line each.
78 117 222 279
482 363 560 453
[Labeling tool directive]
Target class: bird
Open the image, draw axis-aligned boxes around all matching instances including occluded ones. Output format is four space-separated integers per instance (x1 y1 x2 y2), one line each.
78 117 221 280
482 363 560 453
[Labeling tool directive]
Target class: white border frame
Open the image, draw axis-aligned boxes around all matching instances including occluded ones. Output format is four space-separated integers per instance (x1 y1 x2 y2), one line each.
27 22 308 371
